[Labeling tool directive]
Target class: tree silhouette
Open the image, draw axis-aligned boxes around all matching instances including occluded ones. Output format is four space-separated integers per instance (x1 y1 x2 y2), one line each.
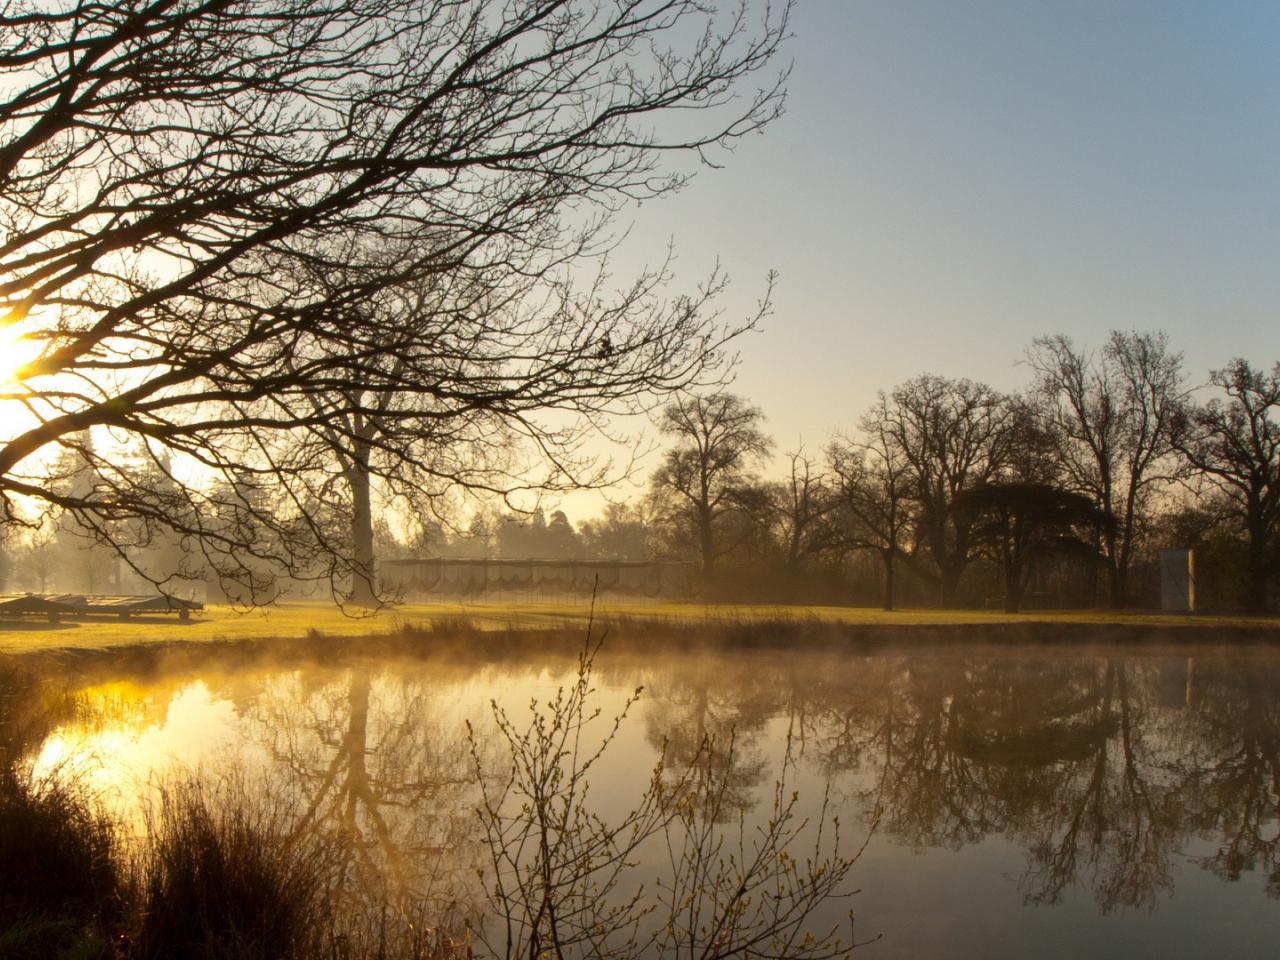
863 375 1015 605
827 423 913 610
1027 333 1185 607
0 0 791 599
1175 359 1280 613
648 392 772 580
956 482 1108 612
770 450 840 573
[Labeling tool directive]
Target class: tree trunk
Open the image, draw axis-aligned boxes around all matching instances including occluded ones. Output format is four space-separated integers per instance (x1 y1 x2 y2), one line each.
940 563 962 608
882 550 895 611
1003 514 1021 613
1086 530 1100 607
1003 558 1022 613
1104 530 1125 609
1111 563 1130 610
698 505 715 586
344 670 372 802
1246 523 1270 614
348 442 378 608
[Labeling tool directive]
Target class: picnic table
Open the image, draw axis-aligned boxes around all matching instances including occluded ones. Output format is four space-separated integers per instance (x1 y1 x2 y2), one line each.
0 593 203 622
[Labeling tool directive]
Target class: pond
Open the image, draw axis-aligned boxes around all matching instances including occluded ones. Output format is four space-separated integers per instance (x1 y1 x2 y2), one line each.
17 639 1280 959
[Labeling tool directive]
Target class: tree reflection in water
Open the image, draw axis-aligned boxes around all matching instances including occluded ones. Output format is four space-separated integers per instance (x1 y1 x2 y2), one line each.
1176 661 1280 899
636 655 782 814
789 651 1280 913
236 667 486 921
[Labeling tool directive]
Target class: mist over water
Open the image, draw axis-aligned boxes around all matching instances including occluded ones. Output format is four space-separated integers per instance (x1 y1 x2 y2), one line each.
20 638 1280 959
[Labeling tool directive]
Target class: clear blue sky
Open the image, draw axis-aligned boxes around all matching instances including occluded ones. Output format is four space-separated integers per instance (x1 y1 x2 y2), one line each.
553 0 1280 516
612 0 1280 447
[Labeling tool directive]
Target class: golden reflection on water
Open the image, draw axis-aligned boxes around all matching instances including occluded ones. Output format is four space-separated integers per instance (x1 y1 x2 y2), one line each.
32 679 242 829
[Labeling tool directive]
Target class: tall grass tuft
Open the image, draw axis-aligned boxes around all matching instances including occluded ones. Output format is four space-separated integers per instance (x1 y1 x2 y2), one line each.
130 778 330 960
0 766 121 958
0 769 120 914
326 907 472 960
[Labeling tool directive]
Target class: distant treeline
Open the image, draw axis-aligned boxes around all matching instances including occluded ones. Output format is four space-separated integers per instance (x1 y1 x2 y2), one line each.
404 332 1275 614
3 332 1277 614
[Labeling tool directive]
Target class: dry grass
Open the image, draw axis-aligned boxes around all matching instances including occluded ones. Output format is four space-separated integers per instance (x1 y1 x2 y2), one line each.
0 771 119 912
129 778 333 960
0 766 120 959
0 766 470 960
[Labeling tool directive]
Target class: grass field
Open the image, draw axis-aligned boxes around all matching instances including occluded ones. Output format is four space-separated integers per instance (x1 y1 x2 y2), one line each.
1 596 1277 655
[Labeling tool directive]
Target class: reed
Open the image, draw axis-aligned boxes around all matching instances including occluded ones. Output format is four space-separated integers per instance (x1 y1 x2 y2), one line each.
0 765 120 959
128 778 331 960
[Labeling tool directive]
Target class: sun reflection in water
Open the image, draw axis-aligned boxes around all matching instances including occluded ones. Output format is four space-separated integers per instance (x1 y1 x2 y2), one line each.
32 680 242 829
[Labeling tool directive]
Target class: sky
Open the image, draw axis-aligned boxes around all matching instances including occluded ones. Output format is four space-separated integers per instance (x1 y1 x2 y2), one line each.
553 0 1280 518
7 2 1276 525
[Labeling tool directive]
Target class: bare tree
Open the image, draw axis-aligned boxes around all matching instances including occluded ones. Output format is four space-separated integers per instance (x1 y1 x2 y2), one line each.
471 639 865 960
647 392 772 579
1175 359 1280 613
824 417 916 611
827 419 913 611
955 482 1107 613
866 375 1014 606
1027 332 1185 607
771 449 839 572
0 0 792 598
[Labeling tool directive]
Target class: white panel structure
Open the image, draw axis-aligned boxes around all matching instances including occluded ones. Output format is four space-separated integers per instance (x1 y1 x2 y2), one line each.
1160 549 1195 613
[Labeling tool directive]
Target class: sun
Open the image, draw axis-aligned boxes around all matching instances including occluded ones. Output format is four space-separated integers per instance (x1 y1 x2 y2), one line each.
0 321 44 384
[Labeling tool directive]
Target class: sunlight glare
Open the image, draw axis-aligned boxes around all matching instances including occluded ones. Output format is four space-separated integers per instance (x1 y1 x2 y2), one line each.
0 321 42 383
29 680 242 830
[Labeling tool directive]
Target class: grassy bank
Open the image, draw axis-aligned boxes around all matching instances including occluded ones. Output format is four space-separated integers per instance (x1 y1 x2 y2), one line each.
1 612 1279 696
2 598 1278 656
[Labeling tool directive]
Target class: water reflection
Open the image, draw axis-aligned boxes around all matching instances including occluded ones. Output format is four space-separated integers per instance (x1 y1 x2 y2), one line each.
238 668 482 911
1176 661 1280 899
640 657 779 811
780 653 1280 913
16 644 1280 954
625 649 1280 917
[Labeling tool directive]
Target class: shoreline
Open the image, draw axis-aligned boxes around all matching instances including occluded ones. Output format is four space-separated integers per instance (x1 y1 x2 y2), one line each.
5 611 1280 683
2 597 1278 651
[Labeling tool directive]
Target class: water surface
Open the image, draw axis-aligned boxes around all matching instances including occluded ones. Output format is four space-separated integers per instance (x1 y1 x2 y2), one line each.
21 641 1280 958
